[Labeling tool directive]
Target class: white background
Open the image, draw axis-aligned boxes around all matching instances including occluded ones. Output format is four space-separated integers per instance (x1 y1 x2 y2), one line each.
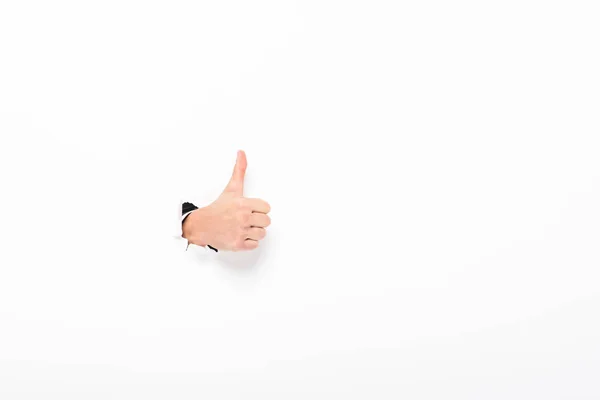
1 0 599 398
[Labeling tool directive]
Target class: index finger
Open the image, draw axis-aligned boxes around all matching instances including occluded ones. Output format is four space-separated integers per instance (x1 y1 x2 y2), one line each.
245 198 271 214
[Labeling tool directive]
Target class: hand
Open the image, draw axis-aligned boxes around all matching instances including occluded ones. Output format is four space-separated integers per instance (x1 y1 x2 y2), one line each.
182 150 271 251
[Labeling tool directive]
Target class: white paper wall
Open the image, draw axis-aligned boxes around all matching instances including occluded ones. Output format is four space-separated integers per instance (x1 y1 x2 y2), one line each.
1 1 599 398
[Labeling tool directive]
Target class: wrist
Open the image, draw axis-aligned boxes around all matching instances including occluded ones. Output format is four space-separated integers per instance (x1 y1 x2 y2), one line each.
182 208 210 247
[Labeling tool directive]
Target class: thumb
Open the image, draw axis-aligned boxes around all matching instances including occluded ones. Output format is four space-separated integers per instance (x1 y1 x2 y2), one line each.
223 150 247 195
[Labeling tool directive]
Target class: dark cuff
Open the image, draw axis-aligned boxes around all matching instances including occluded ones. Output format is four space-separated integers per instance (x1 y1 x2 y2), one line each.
182 202 198 216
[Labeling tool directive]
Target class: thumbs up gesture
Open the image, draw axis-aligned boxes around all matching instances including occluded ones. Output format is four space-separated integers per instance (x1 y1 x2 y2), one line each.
182 150 271 251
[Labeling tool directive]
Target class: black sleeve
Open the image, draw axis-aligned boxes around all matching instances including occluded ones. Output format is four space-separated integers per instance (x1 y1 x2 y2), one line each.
182 201 198 216
181 202 218 252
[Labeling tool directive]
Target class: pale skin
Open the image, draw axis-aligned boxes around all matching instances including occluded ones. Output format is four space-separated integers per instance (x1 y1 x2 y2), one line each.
182 150 271 251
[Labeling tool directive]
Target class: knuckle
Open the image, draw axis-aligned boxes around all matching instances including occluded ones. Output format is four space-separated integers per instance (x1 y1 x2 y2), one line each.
238 212 250 225
235 197 247 209
236 228 246 239
240 213 250 227
233 239 243 251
